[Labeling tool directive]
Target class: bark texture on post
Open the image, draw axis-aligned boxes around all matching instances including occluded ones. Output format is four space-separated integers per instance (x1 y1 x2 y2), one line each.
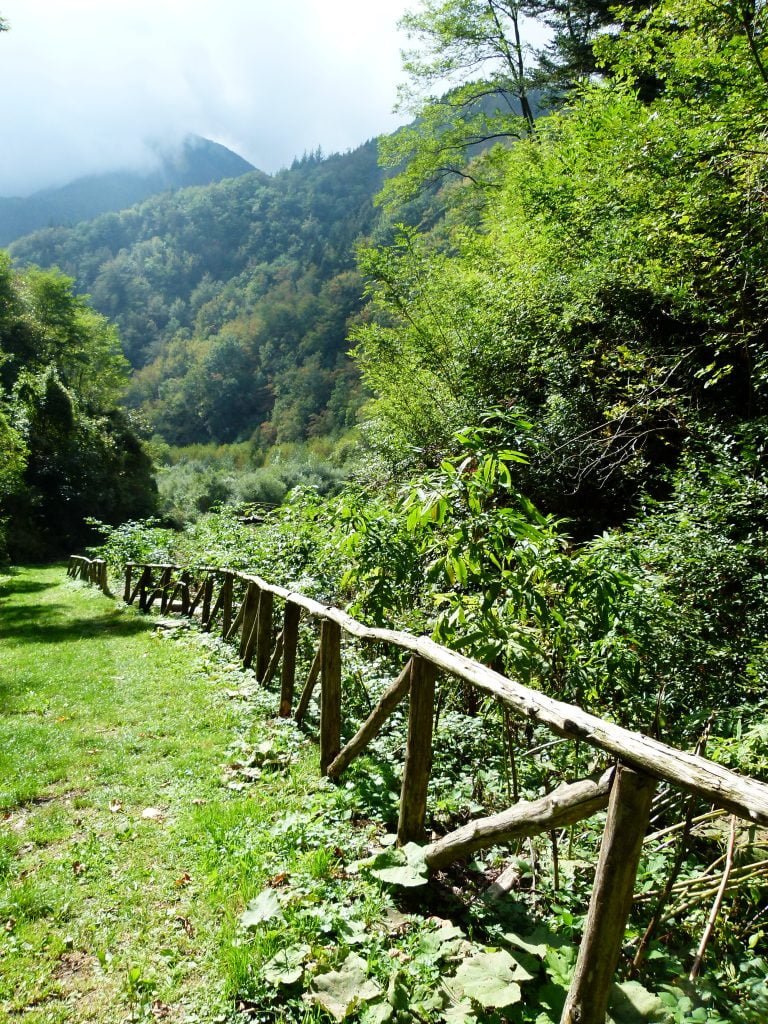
201 575 214 626
295 646 322 724
204 582 225 632
319 619 342 776
263 632 284 686
160 567 173 613
279 601 301 718
221 572 234 638
137 566 152 611
255 589 274 681
240 583 261 664
397 657 436 846
424 770 614 870
327 659 413 780
180 570 191 615
561 764 657 1024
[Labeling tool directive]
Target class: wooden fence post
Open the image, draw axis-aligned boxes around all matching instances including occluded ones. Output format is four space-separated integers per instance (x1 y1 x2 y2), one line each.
279 601 301 717
159 567 173 613
239 582 260 662
397 657 436 846
138 566 152 612
180 570 191 615
255 589 274 681
201 574 213 626
560 764 657 1024
221 572 233 638
124 564 133 603
319 619 342 775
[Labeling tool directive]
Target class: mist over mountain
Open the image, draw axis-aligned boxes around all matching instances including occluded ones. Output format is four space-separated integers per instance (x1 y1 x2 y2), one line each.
0 136 255 247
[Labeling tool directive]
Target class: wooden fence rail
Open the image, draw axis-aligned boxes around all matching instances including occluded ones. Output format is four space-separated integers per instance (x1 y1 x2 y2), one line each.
71 556 768 1024
66 555 108 593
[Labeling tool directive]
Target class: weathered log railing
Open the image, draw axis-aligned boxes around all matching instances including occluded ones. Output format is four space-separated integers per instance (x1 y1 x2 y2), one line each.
66 554 108 593
74 557 768 1024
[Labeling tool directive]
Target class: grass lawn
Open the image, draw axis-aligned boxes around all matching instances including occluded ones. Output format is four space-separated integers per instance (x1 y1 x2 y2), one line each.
0 565 341 1023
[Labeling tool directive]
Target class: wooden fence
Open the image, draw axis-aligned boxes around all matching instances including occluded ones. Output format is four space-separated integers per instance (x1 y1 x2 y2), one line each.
66 554 108 593
69 555 768 1024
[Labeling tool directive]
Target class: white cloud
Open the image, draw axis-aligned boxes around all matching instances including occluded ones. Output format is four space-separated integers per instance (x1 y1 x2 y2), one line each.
0 0 412 195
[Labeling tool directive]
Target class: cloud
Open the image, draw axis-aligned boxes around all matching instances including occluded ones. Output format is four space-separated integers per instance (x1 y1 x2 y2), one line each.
0 0 411 195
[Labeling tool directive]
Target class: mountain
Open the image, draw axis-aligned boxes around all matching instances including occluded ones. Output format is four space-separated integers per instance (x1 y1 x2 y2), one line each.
0 136 256 246
8 142 399 447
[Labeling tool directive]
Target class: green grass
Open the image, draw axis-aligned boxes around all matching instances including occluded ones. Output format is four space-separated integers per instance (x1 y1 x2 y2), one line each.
0 565 344 1023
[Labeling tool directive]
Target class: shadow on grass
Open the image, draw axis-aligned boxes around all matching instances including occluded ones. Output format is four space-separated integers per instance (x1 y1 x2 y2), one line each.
0 599 154 646
0 579 57 596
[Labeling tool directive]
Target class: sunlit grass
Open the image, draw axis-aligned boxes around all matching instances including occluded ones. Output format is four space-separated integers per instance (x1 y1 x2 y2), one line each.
0 565 341 1023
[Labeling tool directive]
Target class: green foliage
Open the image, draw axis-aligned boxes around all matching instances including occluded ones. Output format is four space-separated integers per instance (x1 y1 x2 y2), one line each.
377 0 538 207
11 143 384 448
0 257 156 560
358 0 768 538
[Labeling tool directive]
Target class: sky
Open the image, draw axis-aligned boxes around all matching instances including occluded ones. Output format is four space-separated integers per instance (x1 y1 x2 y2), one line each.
0 0 414 197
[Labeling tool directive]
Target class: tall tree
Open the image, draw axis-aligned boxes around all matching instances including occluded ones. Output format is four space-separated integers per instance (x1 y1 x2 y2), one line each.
378 0 539 206
0 256 156 559
356 0 768 533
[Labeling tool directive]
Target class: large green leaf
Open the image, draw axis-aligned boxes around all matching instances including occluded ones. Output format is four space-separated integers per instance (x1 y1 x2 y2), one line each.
239 888 284 928
262 943 310 986
368 842 429 887
308 953 383 1021
608 980 666 1023
452 949 532 1008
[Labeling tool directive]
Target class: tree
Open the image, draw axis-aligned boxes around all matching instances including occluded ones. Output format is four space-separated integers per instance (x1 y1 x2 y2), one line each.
356 0 768 534
0 257 156 559
378 0 539 206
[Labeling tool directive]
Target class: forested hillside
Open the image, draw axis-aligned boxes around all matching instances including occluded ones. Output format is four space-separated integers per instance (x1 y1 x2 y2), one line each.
0 135 255 247
10 142 388 447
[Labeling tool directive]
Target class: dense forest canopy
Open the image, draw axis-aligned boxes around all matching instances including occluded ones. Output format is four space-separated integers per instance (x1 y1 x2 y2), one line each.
359 0 768 530
0 255 156 559
10 144 385 449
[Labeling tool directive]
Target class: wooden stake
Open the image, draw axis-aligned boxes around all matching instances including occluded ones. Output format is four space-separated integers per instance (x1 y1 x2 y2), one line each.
160 567 173 613
180 570 191 615
221 572 234 637
240 582 260 664
201 574 214 625
561 764 657 1024
397 657 436 846
203 583 225 632
279 602 301 718
137 566 152 611
327 659 413 780
255 589 274 681
263 631 284 687
294 646 321 724
124 564 133 604
319 619 342 775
